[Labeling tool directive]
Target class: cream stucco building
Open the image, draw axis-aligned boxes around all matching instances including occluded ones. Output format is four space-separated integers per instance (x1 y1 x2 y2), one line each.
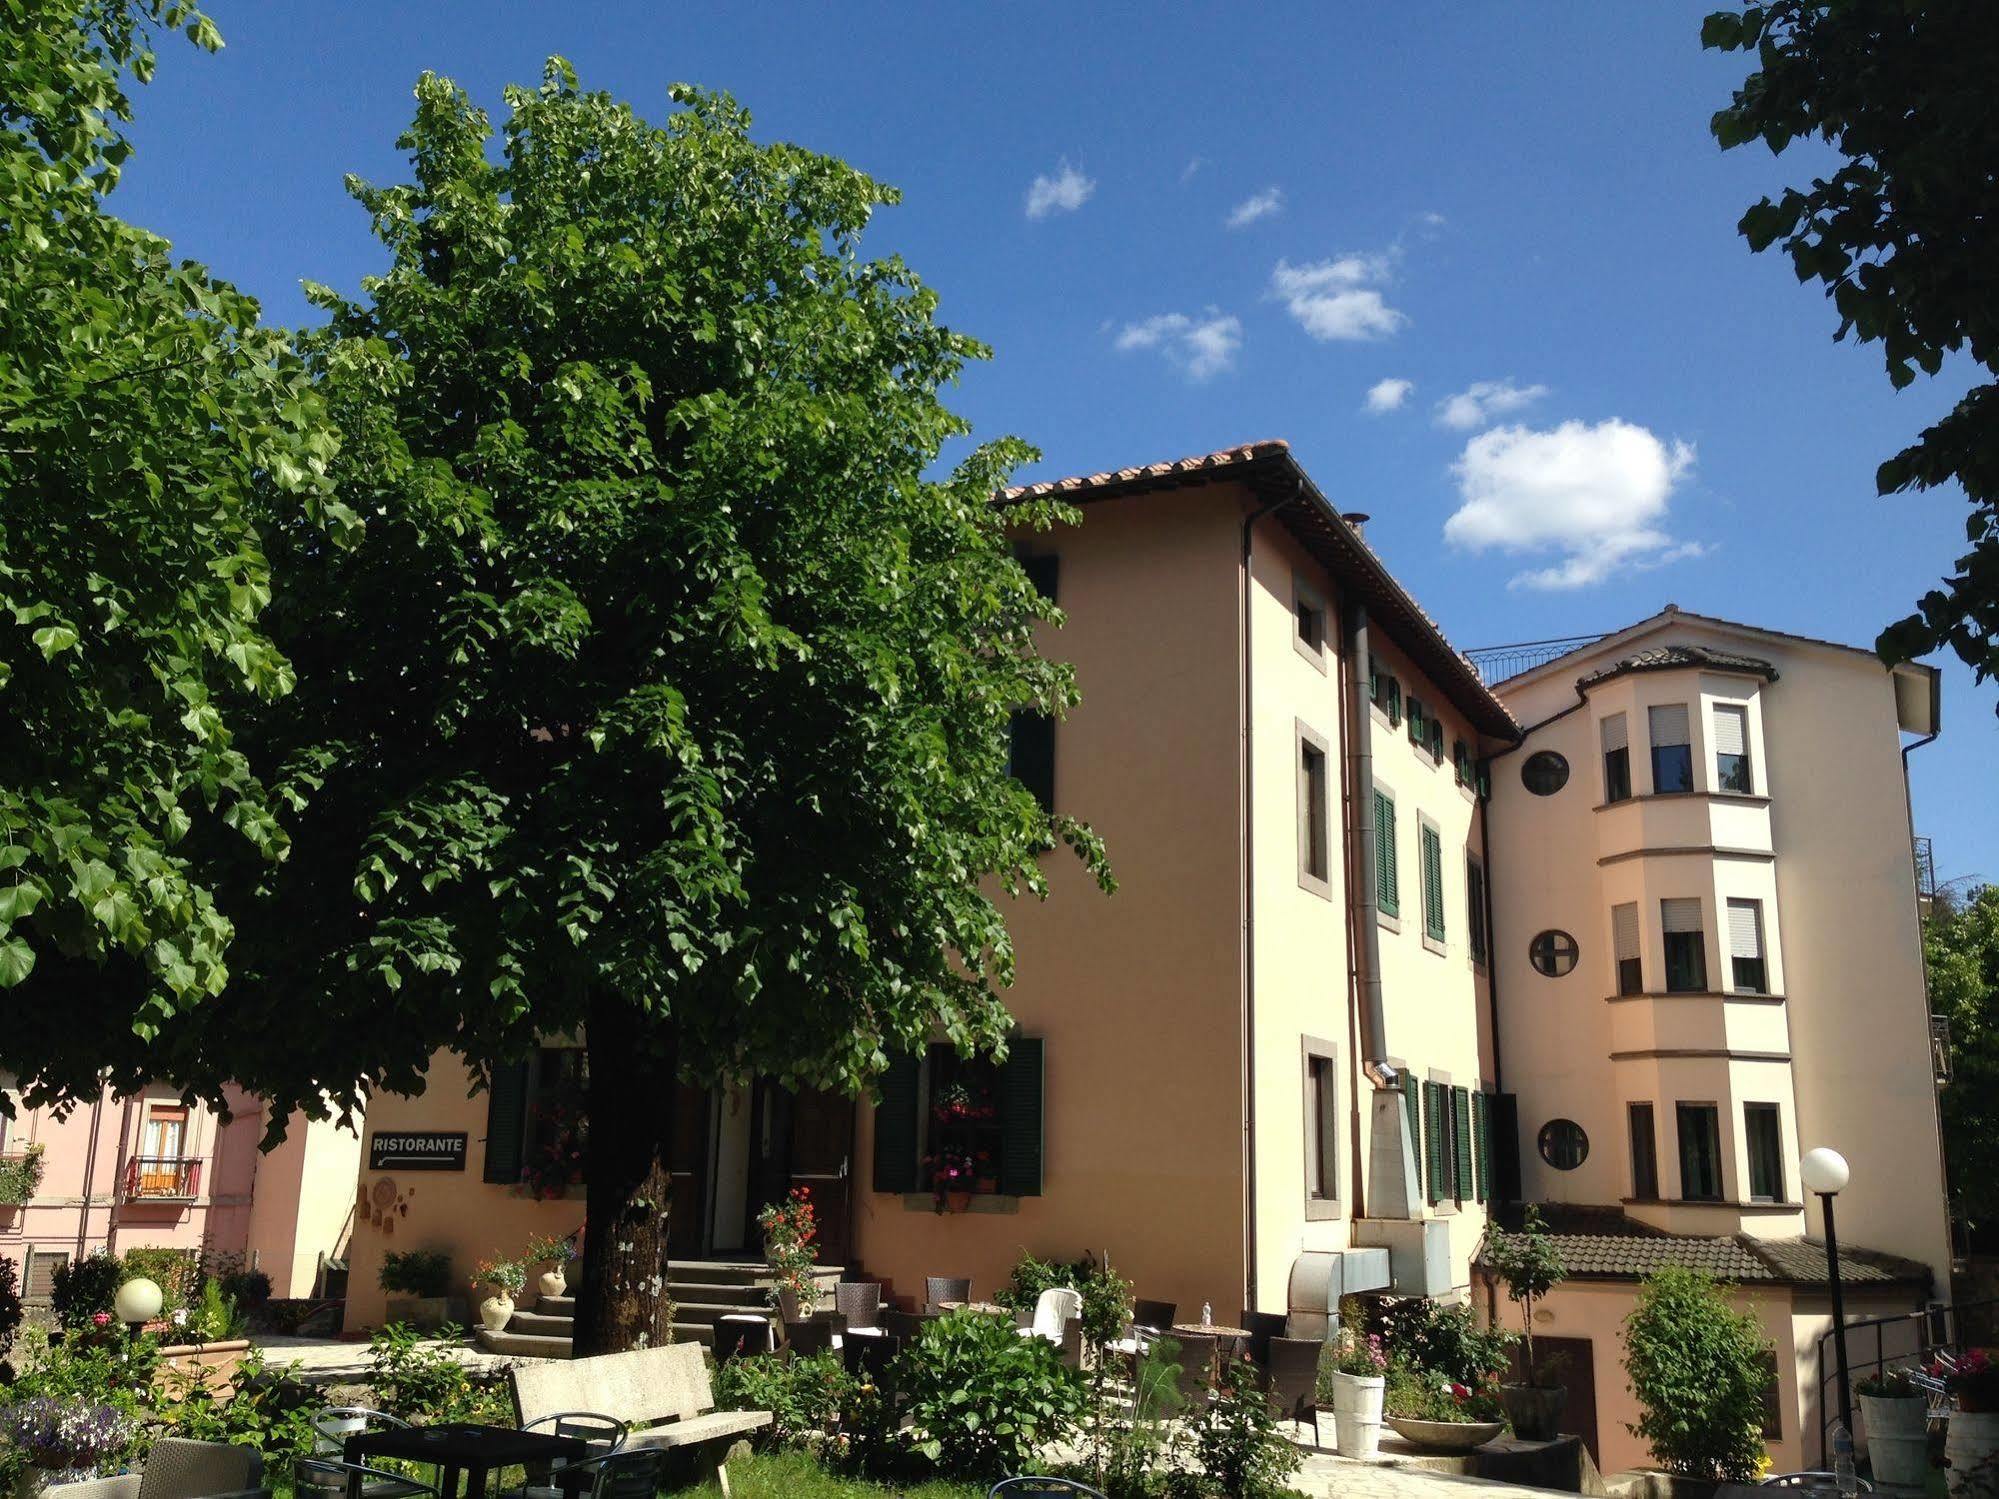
335 441 1949 1476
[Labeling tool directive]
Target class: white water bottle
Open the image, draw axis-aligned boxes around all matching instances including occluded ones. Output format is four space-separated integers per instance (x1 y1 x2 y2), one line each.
1201 1301 1212 1329
1831 1422 1857 1498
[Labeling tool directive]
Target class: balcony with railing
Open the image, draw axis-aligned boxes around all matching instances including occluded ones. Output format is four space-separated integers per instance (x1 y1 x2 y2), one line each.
122 1155 202 1201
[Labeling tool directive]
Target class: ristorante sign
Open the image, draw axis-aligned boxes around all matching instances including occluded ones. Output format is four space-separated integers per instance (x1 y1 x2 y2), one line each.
368 1131 468 1172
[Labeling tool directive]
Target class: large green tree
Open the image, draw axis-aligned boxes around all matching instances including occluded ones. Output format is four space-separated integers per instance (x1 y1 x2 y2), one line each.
1924 884 1999 1234
1704 2 1999 698
0 1 344 1098
217 61 1108 1351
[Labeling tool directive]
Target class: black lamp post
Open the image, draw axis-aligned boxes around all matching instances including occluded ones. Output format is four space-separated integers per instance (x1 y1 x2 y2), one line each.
1802 1145 1853 1453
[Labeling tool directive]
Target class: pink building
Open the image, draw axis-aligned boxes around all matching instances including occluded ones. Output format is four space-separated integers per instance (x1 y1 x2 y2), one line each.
0 1077 362 1302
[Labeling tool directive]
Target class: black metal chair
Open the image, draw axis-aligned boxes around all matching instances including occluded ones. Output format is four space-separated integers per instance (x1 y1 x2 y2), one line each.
712 1316 771 1364
297 1459 437 1499
988 1479 1109 1498
1263 1337 1323 1446
1239 1310 1288 1370
497 1413 628 1499
786 1316 838 1357
301 1412 425 1499
554 1450 670 1499
834 1280 882 1332
925 1276 972 1313
1131 1298 1176 1334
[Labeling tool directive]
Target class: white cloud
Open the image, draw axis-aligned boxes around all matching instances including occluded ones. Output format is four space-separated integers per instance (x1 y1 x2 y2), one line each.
1114 311 1242 381
1364 378 1414 414
1181 156 1205 183
1444 418 1702 590
1420 210 1448 228
1434 378 1550 431
1225 187 1284 229
1269 254 1405 341
1025 160 1095 220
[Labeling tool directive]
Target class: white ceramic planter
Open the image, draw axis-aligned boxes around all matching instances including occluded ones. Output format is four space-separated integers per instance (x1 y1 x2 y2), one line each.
478 1293 515 1332
1330 1371 1386 1459
1946 1409 1999 1499
1859 1392 1929 1490
538 1268 567 1299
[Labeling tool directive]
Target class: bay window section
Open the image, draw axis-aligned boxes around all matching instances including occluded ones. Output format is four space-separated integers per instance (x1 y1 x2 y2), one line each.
1662 898 1708 993
1649 703 1693 794
1713 704 1753 793
1602 712 1631 803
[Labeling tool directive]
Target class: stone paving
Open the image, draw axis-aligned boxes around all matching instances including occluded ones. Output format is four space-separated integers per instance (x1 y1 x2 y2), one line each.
1293 1450 1575 1499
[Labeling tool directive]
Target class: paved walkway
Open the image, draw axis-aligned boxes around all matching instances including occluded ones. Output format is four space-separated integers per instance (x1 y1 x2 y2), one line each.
1294 1451 1575 1499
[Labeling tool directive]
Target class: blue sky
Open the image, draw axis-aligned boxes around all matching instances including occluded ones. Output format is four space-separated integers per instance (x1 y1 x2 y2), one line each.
114 2 1995 883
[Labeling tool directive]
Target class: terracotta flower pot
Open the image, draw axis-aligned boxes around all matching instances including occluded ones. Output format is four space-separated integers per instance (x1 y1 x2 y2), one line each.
946 1189 973 1214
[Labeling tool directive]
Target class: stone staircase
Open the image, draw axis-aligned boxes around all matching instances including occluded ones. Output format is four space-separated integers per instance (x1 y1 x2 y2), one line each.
472 1261 843 1359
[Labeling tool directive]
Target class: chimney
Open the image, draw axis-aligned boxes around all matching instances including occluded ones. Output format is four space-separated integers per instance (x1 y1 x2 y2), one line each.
1342 511 1371 538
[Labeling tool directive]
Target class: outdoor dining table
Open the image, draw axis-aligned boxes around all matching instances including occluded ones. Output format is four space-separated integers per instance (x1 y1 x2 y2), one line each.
938 1300 1011 1317
344 1421 589 1499
1169 1322 1249 1374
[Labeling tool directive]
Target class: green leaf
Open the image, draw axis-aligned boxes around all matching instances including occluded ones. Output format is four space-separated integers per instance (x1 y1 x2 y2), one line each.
31 625 78 660
0 938 34 987
0 884 44 923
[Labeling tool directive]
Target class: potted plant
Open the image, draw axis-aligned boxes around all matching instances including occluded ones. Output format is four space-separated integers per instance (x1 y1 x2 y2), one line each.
1481 1204 1569 1441
1382 1360 1508 1452
1326 1303 1390 1459
1939 1347 1999 1499
1855 1368 1928 1490
757 1185 819 1322
472 1255 525 1333
922 1148 978 1213
525 1233 577 1299
0 1397 137 1493
378 1248 454 1330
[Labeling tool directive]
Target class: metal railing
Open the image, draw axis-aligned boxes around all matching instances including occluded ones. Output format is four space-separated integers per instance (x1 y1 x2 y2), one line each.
123 1155 202 1200
1816 1297 1999 1463
1914 835 1937 902
1461 633 1609 685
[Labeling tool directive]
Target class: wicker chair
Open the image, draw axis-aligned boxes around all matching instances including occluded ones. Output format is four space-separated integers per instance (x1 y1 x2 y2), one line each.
834 1281 883 1332
786 1317 839 1357
1239 1310 1288 1370
924 1276 972 1313
1164 1332 1216 1402
883 1308 933 1345
40 1439 269 1499
713 1315 774 1364
1131 1299 1176 1334
1263 1337 1323 1445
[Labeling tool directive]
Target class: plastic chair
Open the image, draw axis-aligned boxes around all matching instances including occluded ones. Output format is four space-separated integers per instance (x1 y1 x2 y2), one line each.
925 1276 972 1313
1263 1337 1323 1445
1018 1287 1083 1345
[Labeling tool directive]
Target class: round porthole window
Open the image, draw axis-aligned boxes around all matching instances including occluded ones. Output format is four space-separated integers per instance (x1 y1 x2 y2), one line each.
1521 751 1570 796
1539 1119 1589 1170
1530 929 1579 977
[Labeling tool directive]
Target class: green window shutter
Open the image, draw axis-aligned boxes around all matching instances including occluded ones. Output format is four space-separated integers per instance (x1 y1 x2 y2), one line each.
1473 1091 1491 1203
1491 1092 1521 1202
1454 1086 1473 1200
1407 697 1424 745
1007 712 1055 812
1423 1081 1445 1205
1400 1070 1422 1196
1421 825 1445 941
1387 679 1401 727
1373 791 1399 916
871 1052 922 1193
1369 657 1381 701
1454 740 1470 786
998 1037 1045 1197
1430 720 1446 760
481 1060 532 1184
1475 765 1490 801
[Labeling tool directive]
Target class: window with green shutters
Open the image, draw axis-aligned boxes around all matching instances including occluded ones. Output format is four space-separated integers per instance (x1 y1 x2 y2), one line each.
1400 1070 1422 1196
1472 1091 1491 1202
482 1059 532 1184
1454 739 1472 786
1423 1080 1445 1205
1374 790 1399 917
1428 718 1446 762
1407 697 1427 747
1453 1086 1473 1201
1419 823 1445 942
869 1040 1044 1198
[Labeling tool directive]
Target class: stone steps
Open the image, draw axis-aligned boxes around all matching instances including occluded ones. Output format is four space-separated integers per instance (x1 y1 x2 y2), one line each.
472 1264 841 1361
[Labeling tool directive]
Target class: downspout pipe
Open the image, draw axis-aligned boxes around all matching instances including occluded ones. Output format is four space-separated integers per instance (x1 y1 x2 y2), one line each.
1343 600 1395 1090
1240 481 1302 1313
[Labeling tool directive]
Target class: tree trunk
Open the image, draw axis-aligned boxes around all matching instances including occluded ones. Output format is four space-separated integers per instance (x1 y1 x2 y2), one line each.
572 997 679 1355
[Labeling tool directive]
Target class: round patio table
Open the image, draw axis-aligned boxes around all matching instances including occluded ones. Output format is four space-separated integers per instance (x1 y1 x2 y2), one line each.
1169 1322 1249 1375
937 1300 1010 1317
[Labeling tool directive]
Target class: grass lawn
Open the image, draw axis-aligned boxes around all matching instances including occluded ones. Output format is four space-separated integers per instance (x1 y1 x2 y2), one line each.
683 1450 987 1498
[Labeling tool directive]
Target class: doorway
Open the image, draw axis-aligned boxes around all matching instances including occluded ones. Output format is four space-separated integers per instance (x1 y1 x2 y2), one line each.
668 1081 853 1263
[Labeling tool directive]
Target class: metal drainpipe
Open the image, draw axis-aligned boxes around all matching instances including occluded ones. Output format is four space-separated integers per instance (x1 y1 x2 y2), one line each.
1900 719 1947 1255
1478 785 1504 1094
1344 601 1395 1089
1239 482 1301 1314
1336 610 1369 1218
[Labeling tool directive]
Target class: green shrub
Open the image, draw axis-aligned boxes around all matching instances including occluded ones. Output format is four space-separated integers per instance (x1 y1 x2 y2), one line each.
898 1310 1086 1480
1166 1355 1300 1499
366 1323 509 1424
51 1251 123 1329
713 1350 850 1449
1622 1267 1774 1483
219 1269 272 1310
156 1350 319 1482
992 1252 1133 1345
1373 1296 1514 1386
378 1249 453 1298
0 1144 45 1205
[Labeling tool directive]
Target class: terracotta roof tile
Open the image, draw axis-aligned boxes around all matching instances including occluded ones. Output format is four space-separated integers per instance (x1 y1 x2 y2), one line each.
1577 643 1780 690
998 441 1291 501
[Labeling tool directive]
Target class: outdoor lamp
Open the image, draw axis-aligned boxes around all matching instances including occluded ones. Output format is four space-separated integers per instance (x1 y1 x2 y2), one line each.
114 1275 163 1328
1801 1146 1850 1195
1802 1145 1853 1457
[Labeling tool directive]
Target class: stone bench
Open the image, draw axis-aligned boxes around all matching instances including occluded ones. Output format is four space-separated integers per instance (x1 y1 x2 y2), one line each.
508 1343 769 1488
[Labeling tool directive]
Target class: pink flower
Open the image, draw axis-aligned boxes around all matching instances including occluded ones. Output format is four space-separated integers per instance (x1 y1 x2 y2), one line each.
92 1312 111 1327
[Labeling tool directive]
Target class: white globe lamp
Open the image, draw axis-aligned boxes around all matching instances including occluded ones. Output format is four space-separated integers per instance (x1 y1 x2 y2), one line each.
114 1275 163 1327
1801 1146 1850 1196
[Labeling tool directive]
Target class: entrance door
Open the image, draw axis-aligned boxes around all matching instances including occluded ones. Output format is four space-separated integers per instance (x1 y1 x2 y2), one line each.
1514 1335 1600 1463
665 1082 710 1260
742 1080 796 1250
787 1087 854 1265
